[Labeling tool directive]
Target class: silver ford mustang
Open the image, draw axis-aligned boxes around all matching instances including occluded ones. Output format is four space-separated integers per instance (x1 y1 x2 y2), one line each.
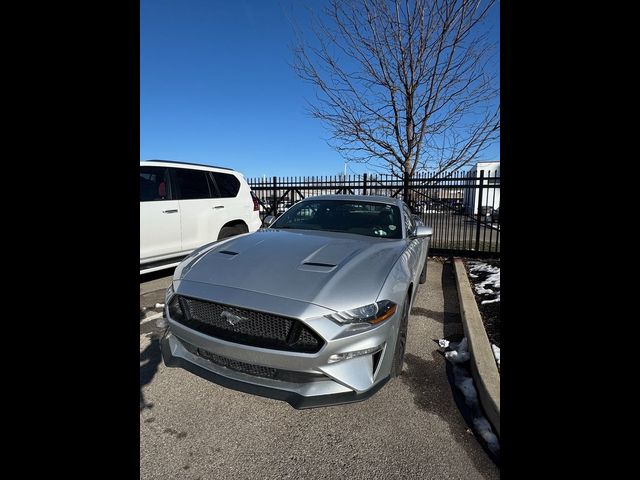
161 195 432 408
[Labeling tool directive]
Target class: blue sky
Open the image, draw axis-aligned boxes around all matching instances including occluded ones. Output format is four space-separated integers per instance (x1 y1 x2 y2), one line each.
141 0 499 179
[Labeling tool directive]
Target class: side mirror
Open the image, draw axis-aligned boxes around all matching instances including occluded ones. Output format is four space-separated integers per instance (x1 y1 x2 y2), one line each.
263 215 275 227
411 225 433 238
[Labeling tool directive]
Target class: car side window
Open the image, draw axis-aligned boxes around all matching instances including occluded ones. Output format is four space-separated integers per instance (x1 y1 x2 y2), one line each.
211 172 240 198
171 168 212 200
403 206 416 237
289 204 318 225
140 166 170 201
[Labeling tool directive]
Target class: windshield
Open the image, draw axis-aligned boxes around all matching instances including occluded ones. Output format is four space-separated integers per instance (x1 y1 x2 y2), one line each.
271 199 403 239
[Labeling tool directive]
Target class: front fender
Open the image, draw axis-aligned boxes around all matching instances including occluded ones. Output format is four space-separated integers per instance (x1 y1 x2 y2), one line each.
374 247 415 375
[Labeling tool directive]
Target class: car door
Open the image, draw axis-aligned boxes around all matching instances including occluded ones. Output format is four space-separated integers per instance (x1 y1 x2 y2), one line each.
140 165 182 262
171 167 222 252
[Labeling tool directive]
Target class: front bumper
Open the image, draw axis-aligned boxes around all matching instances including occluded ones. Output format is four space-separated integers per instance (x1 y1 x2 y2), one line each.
161 329 390 409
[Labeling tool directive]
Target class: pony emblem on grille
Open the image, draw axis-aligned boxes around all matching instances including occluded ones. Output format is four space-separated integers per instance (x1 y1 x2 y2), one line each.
221 310 247 326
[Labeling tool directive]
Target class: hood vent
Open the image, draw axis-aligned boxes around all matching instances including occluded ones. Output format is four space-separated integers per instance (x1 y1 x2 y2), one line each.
298 261 337 272
219 250 239 256
302 262 336 268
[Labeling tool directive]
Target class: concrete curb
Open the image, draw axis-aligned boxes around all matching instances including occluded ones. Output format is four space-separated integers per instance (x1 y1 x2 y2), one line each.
453 257 500 437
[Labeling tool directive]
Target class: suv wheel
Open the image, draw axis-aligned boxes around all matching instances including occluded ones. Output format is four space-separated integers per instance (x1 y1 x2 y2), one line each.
218 224 247 240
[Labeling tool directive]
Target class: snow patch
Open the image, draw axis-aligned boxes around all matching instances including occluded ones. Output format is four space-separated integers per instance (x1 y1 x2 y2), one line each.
481 298 500 305
445 338 470 363
440 336 501 457
445 350 470 363
475 286 494 295
467 262 499 275
492 344 500 368
468 261 500 304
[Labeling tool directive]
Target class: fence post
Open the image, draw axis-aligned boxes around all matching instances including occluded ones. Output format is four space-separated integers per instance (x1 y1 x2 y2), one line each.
363 173 367 195
475 170 485 251
272 176 277 216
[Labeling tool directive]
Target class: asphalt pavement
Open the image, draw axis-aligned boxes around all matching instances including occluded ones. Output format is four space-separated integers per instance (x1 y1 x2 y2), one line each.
139 259 499 479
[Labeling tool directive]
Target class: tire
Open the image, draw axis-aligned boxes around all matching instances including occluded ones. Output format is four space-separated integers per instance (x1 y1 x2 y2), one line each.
392 294 411 377
218 224 247 240
419 259 427 284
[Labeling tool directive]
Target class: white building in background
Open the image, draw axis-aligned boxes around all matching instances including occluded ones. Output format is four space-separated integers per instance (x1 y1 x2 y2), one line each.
463 161 500 215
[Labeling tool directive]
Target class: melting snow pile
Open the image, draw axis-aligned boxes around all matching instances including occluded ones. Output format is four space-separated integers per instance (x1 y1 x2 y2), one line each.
492 344 500 369
444 337 470 363
467 261 500 305
439 337 500 456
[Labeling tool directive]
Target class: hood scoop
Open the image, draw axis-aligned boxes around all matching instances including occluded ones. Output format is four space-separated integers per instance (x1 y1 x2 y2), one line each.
298 262 336 273
218 250 239 256
302 262 336 268
297 242 364 273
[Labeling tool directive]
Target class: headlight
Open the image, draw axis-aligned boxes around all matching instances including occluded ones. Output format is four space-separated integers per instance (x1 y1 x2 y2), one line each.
167 295 185 322
325 300 397 325
164 283 174 304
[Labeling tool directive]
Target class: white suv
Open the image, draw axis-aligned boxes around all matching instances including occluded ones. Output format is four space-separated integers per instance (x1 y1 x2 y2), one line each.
140 160 262 274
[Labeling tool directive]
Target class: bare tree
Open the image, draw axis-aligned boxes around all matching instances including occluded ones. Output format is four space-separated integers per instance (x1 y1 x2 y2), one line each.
293 0 499 182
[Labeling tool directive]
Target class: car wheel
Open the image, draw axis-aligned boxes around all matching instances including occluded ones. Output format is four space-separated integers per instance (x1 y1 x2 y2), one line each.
392 294 411 377
419 259 427 284
218 224 247 240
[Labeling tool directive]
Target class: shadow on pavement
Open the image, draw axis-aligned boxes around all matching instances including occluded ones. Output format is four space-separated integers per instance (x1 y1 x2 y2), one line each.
440 259 465 339
402 258 499 469
441 258 500 466
140 316 163 412
402 350 498 471
140 269 172 412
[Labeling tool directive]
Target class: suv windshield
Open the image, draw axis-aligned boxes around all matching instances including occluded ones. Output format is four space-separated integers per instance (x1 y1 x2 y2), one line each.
271 199 402 239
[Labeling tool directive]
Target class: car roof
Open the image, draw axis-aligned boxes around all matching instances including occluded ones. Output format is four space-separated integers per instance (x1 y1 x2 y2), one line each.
300 194 403 207
140 159 234 172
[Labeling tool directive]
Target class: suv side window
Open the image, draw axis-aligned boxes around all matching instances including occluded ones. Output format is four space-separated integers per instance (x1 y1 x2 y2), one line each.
403 206 417 237
140 166 170 201
211 172 240 198
171 168 212 200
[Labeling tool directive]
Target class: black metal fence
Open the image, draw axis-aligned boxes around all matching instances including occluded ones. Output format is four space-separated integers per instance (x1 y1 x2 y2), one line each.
247 170 500 257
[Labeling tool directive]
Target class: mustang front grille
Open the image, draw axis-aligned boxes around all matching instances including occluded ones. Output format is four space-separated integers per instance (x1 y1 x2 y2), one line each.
179 337 325 383
170 295 323 353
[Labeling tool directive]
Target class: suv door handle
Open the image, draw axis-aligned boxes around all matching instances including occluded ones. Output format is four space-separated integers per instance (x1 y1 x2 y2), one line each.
213 206 224 209
162 209 178 214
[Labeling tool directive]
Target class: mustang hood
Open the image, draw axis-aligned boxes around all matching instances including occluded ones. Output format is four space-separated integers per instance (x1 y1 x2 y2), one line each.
180 229 406 311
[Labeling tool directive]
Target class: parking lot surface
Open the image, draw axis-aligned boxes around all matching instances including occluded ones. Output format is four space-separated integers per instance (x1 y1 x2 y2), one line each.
140 260 499 479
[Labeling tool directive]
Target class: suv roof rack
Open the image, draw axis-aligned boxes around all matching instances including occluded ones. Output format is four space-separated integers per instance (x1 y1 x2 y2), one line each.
141 159 233 171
